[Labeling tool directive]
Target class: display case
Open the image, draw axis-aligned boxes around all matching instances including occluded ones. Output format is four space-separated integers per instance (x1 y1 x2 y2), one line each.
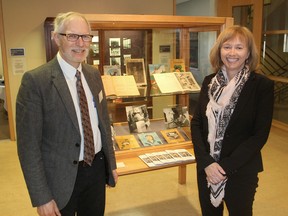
44 14 233 183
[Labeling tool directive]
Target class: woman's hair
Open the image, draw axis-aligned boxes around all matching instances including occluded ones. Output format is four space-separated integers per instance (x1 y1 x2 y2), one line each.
53 11 91 34
209 25 259 73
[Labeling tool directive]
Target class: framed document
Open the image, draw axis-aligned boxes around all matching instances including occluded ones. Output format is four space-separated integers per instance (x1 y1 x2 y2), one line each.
125 58 147 86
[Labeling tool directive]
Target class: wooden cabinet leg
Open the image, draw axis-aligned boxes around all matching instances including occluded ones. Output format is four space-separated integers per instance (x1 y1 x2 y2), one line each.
178 164 187 184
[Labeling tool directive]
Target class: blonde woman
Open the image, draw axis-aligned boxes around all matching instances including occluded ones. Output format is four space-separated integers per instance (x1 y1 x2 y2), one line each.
191 25 274 216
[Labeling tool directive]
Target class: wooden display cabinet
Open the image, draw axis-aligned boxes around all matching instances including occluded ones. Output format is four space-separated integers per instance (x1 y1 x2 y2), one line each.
44 14 233 184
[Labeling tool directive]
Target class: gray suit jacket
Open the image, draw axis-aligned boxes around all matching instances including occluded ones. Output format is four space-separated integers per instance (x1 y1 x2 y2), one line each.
16 57 116 209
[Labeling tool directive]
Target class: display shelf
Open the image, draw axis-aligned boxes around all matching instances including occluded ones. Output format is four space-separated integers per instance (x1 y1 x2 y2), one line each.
115 143 194 184
113 118 194 184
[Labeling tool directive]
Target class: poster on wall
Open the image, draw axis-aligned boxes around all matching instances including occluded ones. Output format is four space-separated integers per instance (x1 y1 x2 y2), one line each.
10 48 26 75
11 58 26 74
158 45 171 66
159 45 170 53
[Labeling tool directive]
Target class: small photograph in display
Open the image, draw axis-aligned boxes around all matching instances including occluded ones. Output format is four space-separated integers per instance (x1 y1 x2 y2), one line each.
126 105 150 133
163 106 190 129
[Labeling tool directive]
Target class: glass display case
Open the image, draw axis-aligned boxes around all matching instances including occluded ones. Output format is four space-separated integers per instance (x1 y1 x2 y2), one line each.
44 14 233 182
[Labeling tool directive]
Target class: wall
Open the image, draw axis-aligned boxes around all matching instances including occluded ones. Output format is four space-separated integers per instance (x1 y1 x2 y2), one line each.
1 0 174 138
0 43 2 78
152 29 176 118
176 0 216 16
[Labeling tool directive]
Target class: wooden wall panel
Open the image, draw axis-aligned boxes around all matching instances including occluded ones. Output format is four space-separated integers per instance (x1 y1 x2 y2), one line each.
216 0 263 57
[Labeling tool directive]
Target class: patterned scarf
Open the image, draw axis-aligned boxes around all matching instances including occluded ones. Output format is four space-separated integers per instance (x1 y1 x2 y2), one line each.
206 65 250 207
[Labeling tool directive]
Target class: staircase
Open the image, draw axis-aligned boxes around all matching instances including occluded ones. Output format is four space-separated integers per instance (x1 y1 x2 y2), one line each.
260 44 288 104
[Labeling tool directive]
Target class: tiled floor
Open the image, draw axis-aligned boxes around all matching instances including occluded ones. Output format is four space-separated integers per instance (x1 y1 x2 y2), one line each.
0 125 287 215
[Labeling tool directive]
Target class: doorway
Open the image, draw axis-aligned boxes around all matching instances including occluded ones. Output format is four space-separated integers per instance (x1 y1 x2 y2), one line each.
0 0 12 140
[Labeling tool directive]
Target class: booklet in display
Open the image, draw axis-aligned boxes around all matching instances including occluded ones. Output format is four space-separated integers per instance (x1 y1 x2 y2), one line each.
148 64 167 84
115 135 140 150
101 75 140 97
170 59 185 72
138 155 157 167
151 151 177 163
153 72 200 94
175 149 195 161
138 149 195 167
137 132 163 146
166 149 195 161
160 128 186 144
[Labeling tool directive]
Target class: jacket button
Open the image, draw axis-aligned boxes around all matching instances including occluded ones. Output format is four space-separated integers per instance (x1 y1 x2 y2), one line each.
73 160 78 165
75 143 80 147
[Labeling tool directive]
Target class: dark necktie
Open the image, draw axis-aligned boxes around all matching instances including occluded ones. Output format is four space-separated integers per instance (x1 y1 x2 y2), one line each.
75 70 95 166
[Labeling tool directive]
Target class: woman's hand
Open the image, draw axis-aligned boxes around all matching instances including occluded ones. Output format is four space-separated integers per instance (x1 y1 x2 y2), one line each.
205 162 227 185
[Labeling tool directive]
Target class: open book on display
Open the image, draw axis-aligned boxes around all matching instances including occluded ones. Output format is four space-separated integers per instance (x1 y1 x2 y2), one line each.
153 72 200 94
101 75 140 97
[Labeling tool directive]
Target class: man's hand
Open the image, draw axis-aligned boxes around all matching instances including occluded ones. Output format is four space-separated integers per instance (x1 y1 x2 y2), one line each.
112 169 118 184
37 200 61 216
205 162 226 185
107 169 119 188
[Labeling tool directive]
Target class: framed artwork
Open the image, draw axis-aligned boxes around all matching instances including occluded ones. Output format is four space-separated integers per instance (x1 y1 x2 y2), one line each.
93 60 100 66
90 43 99 54
110 57 121 65
103 65 121 76
110 47 121 56
109 38 121 47
125 58 147 86
123 54 132 65
123 38 131 49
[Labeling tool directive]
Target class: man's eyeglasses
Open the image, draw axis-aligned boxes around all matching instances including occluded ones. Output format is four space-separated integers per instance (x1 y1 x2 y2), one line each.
59 33 93 42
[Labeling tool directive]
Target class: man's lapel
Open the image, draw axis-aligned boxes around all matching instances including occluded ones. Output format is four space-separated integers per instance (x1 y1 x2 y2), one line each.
50 59 80 132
